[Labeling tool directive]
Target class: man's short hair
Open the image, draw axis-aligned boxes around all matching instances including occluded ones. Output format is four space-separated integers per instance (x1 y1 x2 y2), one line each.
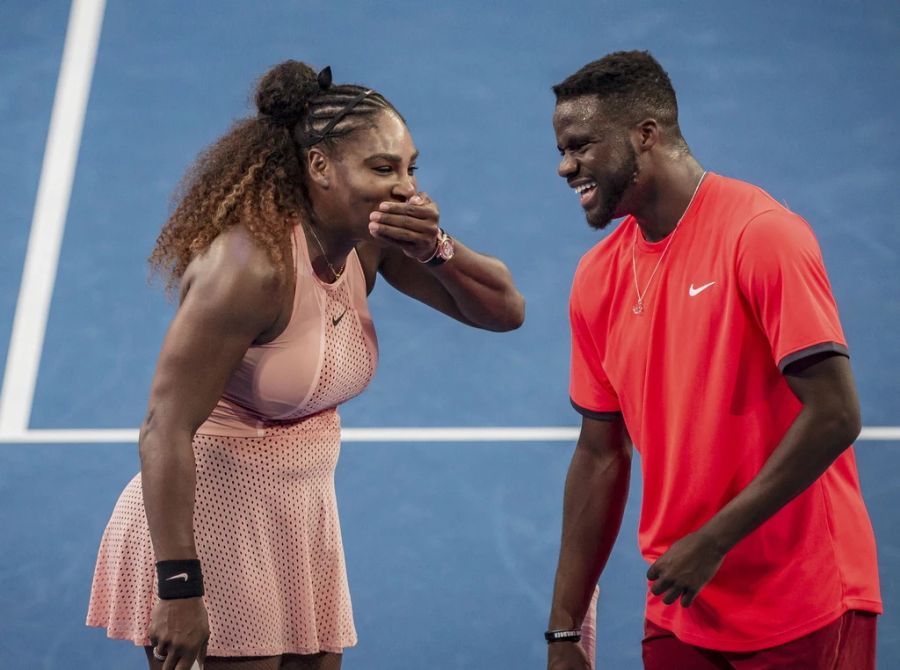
553 51 681 132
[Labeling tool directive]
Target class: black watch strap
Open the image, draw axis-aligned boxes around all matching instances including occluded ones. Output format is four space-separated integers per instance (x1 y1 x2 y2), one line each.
545 629 582 644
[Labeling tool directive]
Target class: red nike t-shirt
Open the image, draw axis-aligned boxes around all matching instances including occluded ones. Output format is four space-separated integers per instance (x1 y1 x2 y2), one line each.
569 173 881 651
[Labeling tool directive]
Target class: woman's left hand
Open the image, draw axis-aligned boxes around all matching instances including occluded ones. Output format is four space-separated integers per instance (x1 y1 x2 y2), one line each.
368 192 440 261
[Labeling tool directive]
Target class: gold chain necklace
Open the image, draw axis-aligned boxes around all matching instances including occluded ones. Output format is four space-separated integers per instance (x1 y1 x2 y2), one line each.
631 171 707 315
306 222 344 280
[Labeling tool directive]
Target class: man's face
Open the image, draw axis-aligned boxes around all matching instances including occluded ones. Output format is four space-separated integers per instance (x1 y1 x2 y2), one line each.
553 95 638 230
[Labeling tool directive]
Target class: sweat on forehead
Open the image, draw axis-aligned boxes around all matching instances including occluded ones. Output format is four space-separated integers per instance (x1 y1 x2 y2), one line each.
554 96 621 132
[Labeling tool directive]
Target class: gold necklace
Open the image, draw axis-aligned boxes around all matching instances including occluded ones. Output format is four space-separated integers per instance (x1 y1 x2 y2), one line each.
306 222 344 280
631 171 707 315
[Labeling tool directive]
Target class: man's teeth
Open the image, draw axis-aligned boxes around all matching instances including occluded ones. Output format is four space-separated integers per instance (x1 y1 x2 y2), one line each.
575 182 597 194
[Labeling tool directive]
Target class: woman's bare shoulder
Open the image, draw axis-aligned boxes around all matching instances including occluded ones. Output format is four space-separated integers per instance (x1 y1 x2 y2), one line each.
183 225 283 290
178 225 287 330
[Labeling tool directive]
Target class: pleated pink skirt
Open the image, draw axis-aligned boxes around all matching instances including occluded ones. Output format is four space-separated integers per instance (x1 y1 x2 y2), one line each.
86 409 356 656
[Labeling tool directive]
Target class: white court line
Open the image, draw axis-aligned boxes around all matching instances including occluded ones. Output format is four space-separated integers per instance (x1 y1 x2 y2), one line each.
0 0 107 437
0 426 898 444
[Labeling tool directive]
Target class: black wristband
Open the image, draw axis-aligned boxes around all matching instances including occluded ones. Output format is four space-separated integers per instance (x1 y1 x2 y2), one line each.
156 559 204 600
545 629 582 644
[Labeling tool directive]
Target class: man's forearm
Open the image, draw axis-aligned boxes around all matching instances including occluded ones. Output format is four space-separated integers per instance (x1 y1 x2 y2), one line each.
700 400 859 555
549 429 631 629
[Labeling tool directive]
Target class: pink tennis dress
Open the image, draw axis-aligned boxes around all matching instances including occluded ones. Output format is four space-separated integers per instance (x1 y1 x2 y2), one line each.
87 225 378 656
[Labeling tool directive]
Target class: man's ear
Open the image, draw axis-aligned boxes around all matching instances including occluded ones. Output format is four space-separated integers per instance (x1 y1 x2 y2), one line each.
307 148 330 188
634 118 660 152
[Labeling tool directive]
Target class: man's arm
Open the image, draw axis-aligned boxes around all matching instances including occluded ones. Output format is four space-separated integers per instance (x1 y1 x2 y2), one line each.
548 415 631 669
647 352 861 606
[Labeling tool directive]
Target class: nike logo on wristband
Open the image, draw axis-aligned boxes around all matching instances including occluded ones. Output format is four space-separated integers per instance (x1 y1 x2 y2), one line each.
165 572 190 582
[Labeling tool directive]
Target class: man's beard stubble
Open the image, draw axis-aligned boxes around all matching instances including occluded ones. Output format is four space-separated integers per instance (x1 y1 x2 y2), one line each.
587 146 640 231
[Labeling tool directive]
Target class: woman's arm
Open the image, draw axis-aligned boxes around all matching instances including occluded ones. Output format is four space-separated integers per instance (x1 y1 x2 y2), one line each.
140 226 284 664
365 193 525 332
141 227 283 560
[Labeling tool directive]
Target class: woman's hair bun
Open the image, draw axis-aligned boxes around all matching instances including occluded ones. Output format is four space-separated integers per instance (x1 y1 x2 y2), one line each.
255 60 319 124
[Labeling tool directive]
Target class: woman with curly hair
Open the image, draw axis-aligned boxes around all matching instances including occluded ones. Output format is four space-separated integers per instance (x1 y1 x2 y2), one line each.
87 60 525 670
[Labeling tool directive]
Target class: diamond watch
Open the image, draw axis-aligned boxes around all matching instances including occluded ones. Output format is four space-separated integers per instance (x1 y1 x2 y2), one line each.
421 228 455 267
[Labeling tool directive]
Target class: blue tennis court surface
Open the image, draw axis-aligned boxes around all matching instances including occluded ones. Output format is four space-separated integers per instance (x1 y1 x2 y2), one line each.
1 1 898 667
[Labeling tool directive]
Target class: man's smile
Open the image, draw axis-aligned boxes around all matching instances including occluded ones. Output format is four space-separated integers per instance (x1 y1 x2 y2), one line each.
571 179 598 207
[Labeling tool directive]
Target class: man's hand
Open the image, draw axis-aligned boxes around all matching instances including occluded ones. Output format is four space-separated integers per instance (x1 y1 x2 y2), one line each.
368 192 440 261
646 530 725 607
548 641 592 670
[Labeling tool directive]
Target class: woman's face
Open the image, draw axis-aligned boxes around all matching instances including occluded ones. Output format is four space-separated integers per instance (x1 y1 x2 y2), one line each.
320 109 419 238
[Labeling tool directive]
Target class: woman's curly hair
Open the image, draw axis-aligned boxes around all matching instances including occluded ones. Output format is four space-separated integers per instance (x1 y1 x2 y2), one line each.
149 60 400 291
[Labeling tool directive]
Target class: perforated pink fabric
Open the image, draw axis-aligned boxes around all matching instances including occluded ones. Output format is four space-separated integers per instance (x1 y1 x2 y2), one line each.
87 227 377 656
198 226 378 435
289 279 375 419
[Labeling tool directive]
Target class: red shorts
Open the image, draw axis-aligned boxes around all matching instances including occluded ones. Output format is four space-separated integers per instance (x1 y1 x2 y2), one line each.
642 610 877 670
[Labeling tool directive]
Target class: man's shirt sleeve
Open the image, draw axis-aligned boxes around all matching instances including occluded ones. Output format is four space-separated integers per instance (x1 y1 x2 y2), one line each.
736 209 848 371
569 279 621 419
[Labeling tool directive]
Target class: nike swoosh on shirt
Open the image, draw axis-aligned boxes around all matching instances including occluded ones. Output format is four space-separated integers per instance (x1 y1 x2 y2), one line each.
165 573 189 582
332 310 348 327
689 282 716 297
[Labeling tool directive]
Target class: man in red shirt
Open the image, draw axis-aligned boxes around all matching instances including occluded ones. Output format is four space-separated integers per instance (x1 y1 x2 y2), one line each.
545 51 881 670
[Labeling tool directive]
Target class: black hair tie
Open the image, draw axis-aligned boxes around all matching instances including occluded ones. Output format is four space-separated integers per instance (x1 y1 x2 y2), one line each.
296 87 373 147
317 66 332 91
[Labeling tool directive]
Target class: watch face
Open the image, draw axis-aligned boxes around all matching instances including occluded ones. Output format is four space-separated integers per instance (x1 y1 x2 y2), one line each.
437 237 455 260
